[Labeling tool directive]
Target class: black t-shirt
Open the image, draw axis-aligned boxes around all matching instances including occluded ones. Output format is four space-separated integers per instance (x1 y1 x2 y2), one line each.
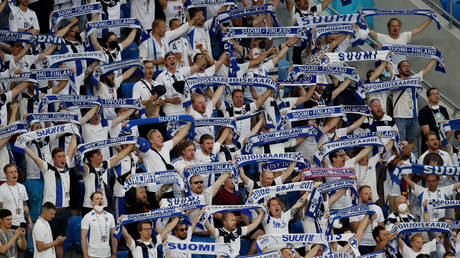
418 105 450 152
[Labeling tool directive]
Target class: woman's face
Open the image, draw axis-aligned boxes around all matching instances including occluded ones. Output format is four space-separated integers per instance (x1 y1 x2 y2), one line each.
268 199 282 218
410 236 423 252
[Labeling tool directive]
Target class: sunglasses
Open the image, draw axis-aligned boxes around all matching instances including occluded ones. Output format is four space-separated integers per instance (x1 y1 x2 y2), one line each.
175 227 188 232
191 181 203 185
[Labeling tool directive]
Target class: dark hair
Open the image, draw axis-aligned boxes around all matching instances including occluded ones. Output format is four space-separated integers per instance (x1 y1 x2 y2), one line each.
329 150 342 161
169 18 180 27
199 134 214 144
188 8 204 19
3 164 16 174
372 225 386 241
193 53 203 63
52 147 65 158
455 130 460 139
231 89 243 98
90 191 103 201
177 140 194 156
387 17 401 28
85 149 100 162
369 98 380 106
426 87 439 98
136 221 151 232
415 254 430 258
397 60 409 70
42 202 56 211
101 31 116 46
0 209 12 219
422 152 444 166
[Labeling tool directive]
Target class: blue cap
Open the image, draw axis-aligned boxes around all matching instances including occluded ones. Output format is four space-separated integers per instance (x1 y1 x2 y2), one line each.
164 51 176 59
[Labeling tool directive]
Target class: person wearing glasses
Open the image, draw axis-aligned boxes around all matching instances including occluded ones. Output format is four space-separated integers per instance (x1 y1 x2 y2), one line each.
418 87 451 153
164 210 203 258
120 217 179 258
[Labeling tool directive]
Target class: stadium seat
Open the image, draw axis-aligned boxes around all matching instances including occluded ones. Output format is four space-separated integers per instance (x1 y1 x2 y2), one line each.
121 82 135 98
117 251 129 258
121 42 139 60
63 216 82 252
441 0 460 22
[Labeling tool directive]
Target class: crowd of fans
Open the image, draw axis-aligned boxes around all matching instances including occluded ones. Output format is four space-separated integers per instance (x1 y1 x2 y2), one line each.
0 0 457 257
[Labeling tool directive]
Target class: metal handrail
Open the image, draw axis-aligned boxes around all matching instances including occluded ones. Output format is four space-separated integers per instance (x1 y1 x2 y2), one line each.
422 0 460 28
324 4 460 117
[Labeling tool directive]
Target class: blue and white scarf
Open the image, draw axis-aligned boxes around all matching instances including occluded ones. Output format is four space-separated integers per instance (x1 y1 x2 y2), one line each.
0 30 36 44
0 72 37 83
302 168 355 180
256 233 355 252
113 207 190 240
0 122 27 139
198 204 264 228
75 136 137 165
123 170 184 191
13 123 80 153
327 203 375 234
187 76 278 92
388 222 454 257
235 152 305 168
262 160 310 172
183 162 238 196
222 26 309 41
394 164 460 184
26 112 79 125
291 65 360 82
49 3 104 32
45 51 107 68
245 181 314 205
194 117 239 143
238 251 282 258
244 126 321 154
298 14 361 28
381 44 445 73
210 4 279 35
164 241 231 257
184 0 236 8
321 51 392 66
428 199 460 210
32 68 77 93
314 132 384 166
224 41 239 77
86 18 143 36
100 98 145 116
363 77 422 93
311 24 355 45
440 119 460 146
359 8 441 30
160 195 206 210
119 116 195 140
93 59 143 80
278 76 321 88
278 106 345 130
35 34 65 45
342 105 371 116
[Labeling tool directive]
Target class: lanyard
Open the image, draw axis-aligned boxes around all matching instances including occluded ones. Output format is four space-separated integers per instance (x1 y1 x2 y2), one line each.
7 184 21 211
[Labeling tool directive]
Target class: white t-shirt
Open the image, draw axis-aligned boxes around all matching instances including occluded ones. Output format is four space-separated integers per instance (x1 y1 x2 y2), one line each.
169 37 192 69
9 7 39 32
214 226 248 257
82 121 112 160
392 72 423 119
222 102 257 142
130 0 155 30
0 183 28 226
81 210 115 258
141 140 174 192
243 60 275 101
41 158 71 208
401 239 436 258
349 204 384 246
132 79 161 101
262 211 292 235
164 0 184 26
188 19 213 56
376 31 412 68
166 229 193 258
190 100 215 141
33 217 55 258
155 67 192 115
113 154 138 197
413 183 455 221
355 155 380 202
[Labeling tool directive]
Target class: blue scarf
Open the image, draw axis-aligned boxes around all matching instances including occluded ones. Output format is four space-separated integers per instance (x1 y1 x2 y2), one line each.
123 170 184 191
327 203 376 234
32 68 77 94
45 51 107 68
223 26 310 41
184 0 236 8
278 76 323 88
223 41 239 77
381 44 445 73
278 106 345 130
187 76 278 93
428 199 460 210
245 181 314 205
194 117 239 143
363 77 422 93
92 59 143 83
342 105 371 116
26 112 79 125
440 119 460 146
75 135 137 165
0 72 37 84
359 8 441 30
120 116 195 140
256 233 356 252
291 65 360 82
160 195 207 210
100 98 145 117
197 204 264 229
321 50 392 66
262 160 310 172
244 126 321 154
394 164 460 185
0 30 36 44
86 18 143 36
183 162 238 196
164 241 231 257
49 3 104 32
0 122 27 139
298 14 362 28
302 168 356 180
235 152 305 168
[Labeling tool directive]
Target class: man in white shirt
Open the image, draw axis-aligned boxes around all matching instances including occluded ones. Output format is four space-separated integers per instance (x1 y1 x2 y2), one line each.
187 8 214 56
132 60 166 108
350 185 385 255
130 0 155 31
33 202 66 258
168 18 193 69
418 131 453 166
368 17 433 66
81 191 116 258
9 0 40 34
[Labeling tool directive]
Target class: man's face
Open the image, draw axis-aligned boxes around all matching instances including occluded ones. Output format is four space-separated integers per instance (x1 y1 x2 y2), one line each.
295 0 309 10
193 95 206 114
268 199 282 217
398 61 411 77
139 223 153 240
427 89 440 105
411 236 423 252
5 166 18 183
260 170 274 187
370 101 384 119
190 175 204 194
427 175 439 192
232 91 244 108
0 215 12 229
11 42 24 56
155 21 167 37
136 187 148 204
165 55 177 69
377 229 390 242
182 144 195 160
388 20 401 36
90 150 103 165
332 150 347 168
223 213 237 231
359 187 373 203
426 134 439 150
53 151 67 168
173 224 188 240
45 209 56 221
91 193 104 207
144 62 154 80
223 177 234 190
149 131 164 149
200 139 214 155
169 20 181 30
194 10 205 27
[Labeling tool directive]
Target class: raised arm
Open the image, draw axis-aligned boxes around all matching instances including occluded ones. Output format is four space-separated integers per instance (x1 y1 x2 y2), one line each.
411 18 433 38
402 174 415 190
331 78 352 100
121 66 138 82
216 127 230 145
111 108 136 128
289 190 309 217
328 33 348 52
172 122 192 147
67 134 78 160
55 17 78 37
51 79 69 94
422 58 437 77
346 115 366 134
247 209 264 233
79 105 99 125
280 161 297 183
329 188 347 207
255 89 273 110
368 61 387 83
121 225 134 247
109 144 134 168
160 217 180 241
294 85 315 107
211 172 231 197
120 28 137 50
11 81 31 101
189 54 207 75
13 44 31 63
25 146 45 170
37 43 59 62
321 0 334 10
239 167 250 188
353 145 373 163
204 219 217 238
211 85 224 107
320 116 341 134
89 32 103 52
249 48 276 68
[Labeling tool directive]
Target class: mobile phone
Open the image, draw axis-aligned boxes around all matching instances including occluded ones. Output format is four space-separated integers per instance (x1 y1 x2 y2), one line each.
19 222 27 229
